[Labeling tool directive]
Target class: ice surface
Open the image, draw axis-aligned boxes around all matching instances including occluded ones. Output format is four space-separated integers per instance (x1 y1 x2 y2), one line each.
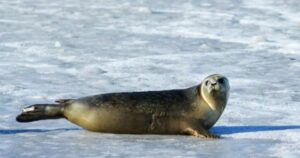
0 0 299 157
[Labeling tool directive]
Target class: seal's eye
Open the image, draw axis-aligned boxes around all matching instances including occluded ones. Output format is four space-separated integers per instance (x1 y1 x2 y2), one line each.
218 78 225 84
205 80 209 86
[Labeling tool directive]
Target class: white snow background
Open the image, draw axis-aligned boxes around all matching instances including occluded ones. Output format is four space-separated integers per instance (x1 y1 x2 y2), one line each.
0 0 300 157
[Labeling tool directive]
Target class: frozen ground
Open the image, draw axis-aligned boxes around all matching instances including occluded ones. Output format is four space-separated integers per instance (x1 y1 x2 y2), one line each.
0 0 300 157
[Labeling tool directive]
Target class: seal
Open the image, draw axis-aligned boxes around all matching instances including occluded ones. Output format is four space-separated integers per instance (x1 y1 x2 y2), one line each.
16 74 230 138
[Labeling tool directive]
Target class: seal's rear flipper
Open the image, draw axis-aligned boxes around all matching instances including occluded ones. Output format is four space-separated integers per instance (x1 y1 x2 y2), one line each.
16 104 64 122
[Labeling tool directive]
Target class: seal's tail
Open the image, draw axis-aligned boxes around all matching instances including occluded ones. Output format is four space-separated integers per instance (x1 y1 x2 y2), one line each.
16 104 64 122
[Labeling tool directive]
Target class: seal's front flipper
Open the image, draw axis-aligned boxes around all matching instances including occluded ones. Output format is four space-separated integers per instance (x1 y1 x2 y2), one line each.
197 127 221 139
16 104 64 122
181 127 220 139
181 128 200 136
200 132 220 139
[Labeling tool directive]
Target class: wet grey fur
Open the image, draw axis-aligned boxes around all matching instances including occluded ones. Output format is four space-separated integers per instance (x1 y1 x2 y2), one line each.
74 86 200 117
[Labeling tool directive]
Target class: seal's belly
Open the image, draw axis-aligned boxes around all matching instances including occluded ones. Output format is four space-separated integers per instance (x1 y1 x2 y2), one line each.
64 103 189 134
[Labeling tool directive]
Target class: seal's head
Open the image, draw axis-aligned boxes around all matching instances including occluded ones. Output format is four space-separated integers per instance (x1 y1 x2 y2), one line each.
200 74 230 113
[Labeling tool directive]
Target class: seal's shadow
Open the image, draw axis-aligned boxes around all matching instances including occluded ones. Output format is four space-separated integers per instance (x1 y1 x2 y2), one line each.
212 125 300 135
2 126 299 135
0 128 80 135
